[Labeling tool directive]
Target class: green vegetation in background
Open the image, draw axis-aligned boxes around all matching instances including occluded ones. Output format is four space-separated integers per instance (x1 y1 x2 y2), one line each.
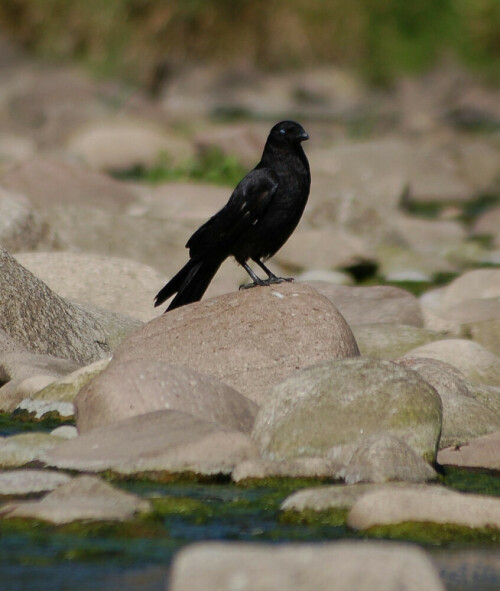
113 148 248 187
1 1 500 84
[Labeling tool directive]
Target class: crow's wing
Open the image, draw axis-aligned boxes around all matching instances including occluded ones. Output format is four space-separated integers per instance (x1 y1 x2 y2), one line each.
186 167 279 258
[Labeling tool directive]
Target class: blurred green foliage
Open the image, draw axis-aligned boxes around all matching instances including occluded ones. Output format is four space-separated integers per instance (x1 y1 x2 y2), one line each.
1 0 500 84
114 147 248 186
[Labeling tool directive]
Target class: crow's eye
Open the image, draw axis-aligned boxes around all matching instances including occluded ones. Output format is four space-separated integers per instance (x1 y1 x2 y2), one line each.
279 128 286 135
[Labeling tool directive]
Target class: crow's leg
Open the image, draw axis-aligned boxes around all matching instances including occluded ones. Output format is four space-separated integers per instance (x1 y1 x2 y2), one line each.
253 258 294 284
239 261 268 290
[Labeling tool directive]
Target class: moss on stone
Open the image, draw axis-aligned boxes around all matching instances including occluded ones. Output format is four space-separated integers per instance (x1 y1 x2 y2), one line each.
279 508 349 527
0 410 74 436
364 521 500 545
443 466 500 497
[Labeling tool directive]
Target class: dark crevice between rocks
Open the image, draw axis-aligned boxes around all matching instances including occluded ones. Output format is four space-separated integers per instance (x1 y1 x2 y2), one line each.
0 410 75 436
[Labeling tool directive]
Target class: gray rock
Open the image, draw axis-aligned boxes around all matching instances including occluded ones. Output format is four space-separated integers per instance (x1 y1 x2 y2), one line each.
112 282 360 406
0 469 71 495
308 283 423 327
194 123 268 168
0 329 27 357
464 316 500 356
402 339 500 386
407 149 474 204
0 248 112 365
467 383 500 416
376 244 456 282
388 213 467 256
42 410 259 475
437 430 500 471
0 475 151 523
297 270 353 285
396 357 500 448
419 287 463 335
0 351 80 412
1 376 58 413
442 269 500 308
281 483 385 513
454 138 500 190
351 323 445 359
14 252 166 322
275 226 374 272
50 426 78 439
308 139 411 210
473 205 500 247
0 351 80 385
30 357 111 404
75 360 258 434
139 181 231 225
1 66 126 147
348 485 500 531
169 541 445 591
0 432 64 468
72 302 143 352
232 458 340 482
338 434 436 484
281 482 445 513
304 182 400 248
66 118 193 171
252 358 442 463
0 186 50 252
1 157 137 213
46 205 246 300
44 205 189 277
434 298 500 355
16 399 74 419
0 134 36 168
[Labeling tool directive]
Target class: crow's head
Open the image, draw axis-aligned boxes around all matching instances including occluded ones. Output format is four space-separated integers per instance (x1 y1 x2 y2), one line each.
269 120 309 145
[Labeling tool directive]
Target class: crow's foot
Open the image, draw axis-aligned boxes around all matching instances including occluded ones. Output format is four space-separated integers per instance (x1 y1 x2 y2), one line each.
267 276 294 284
239 279 269 290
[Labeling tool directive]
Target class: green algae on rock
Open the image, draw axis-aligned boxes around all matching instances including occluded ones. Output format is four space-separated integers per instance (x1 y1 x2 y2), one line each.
253 358 442 463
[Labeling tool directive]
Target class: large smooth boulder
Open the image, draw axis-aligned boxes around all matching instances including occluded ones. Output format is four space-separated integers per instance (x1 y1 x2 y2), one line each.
42 410 259 475
252 358 442 463
112 282 360 405
75 361 258 434
169 541 445 591
0 248 111 364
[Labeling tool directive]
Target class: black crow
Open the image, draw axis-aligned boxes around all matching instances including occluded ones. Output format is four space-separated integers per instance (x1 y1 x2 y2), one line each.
154 120 310 311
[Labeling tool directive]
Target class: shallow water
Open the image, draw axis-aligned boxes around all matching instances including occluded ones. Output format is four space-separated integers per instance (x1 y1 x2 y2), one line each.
1 476 499 591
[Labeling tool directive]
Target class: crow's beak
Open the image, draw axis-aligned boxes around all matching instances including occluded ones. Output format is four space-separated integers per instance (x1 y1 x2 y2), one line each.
299 130 309 142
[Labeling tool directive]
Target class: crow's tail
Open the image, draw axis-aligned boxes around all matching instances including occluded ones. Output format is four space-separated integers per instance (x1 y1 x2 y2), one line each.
154 257 222 312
